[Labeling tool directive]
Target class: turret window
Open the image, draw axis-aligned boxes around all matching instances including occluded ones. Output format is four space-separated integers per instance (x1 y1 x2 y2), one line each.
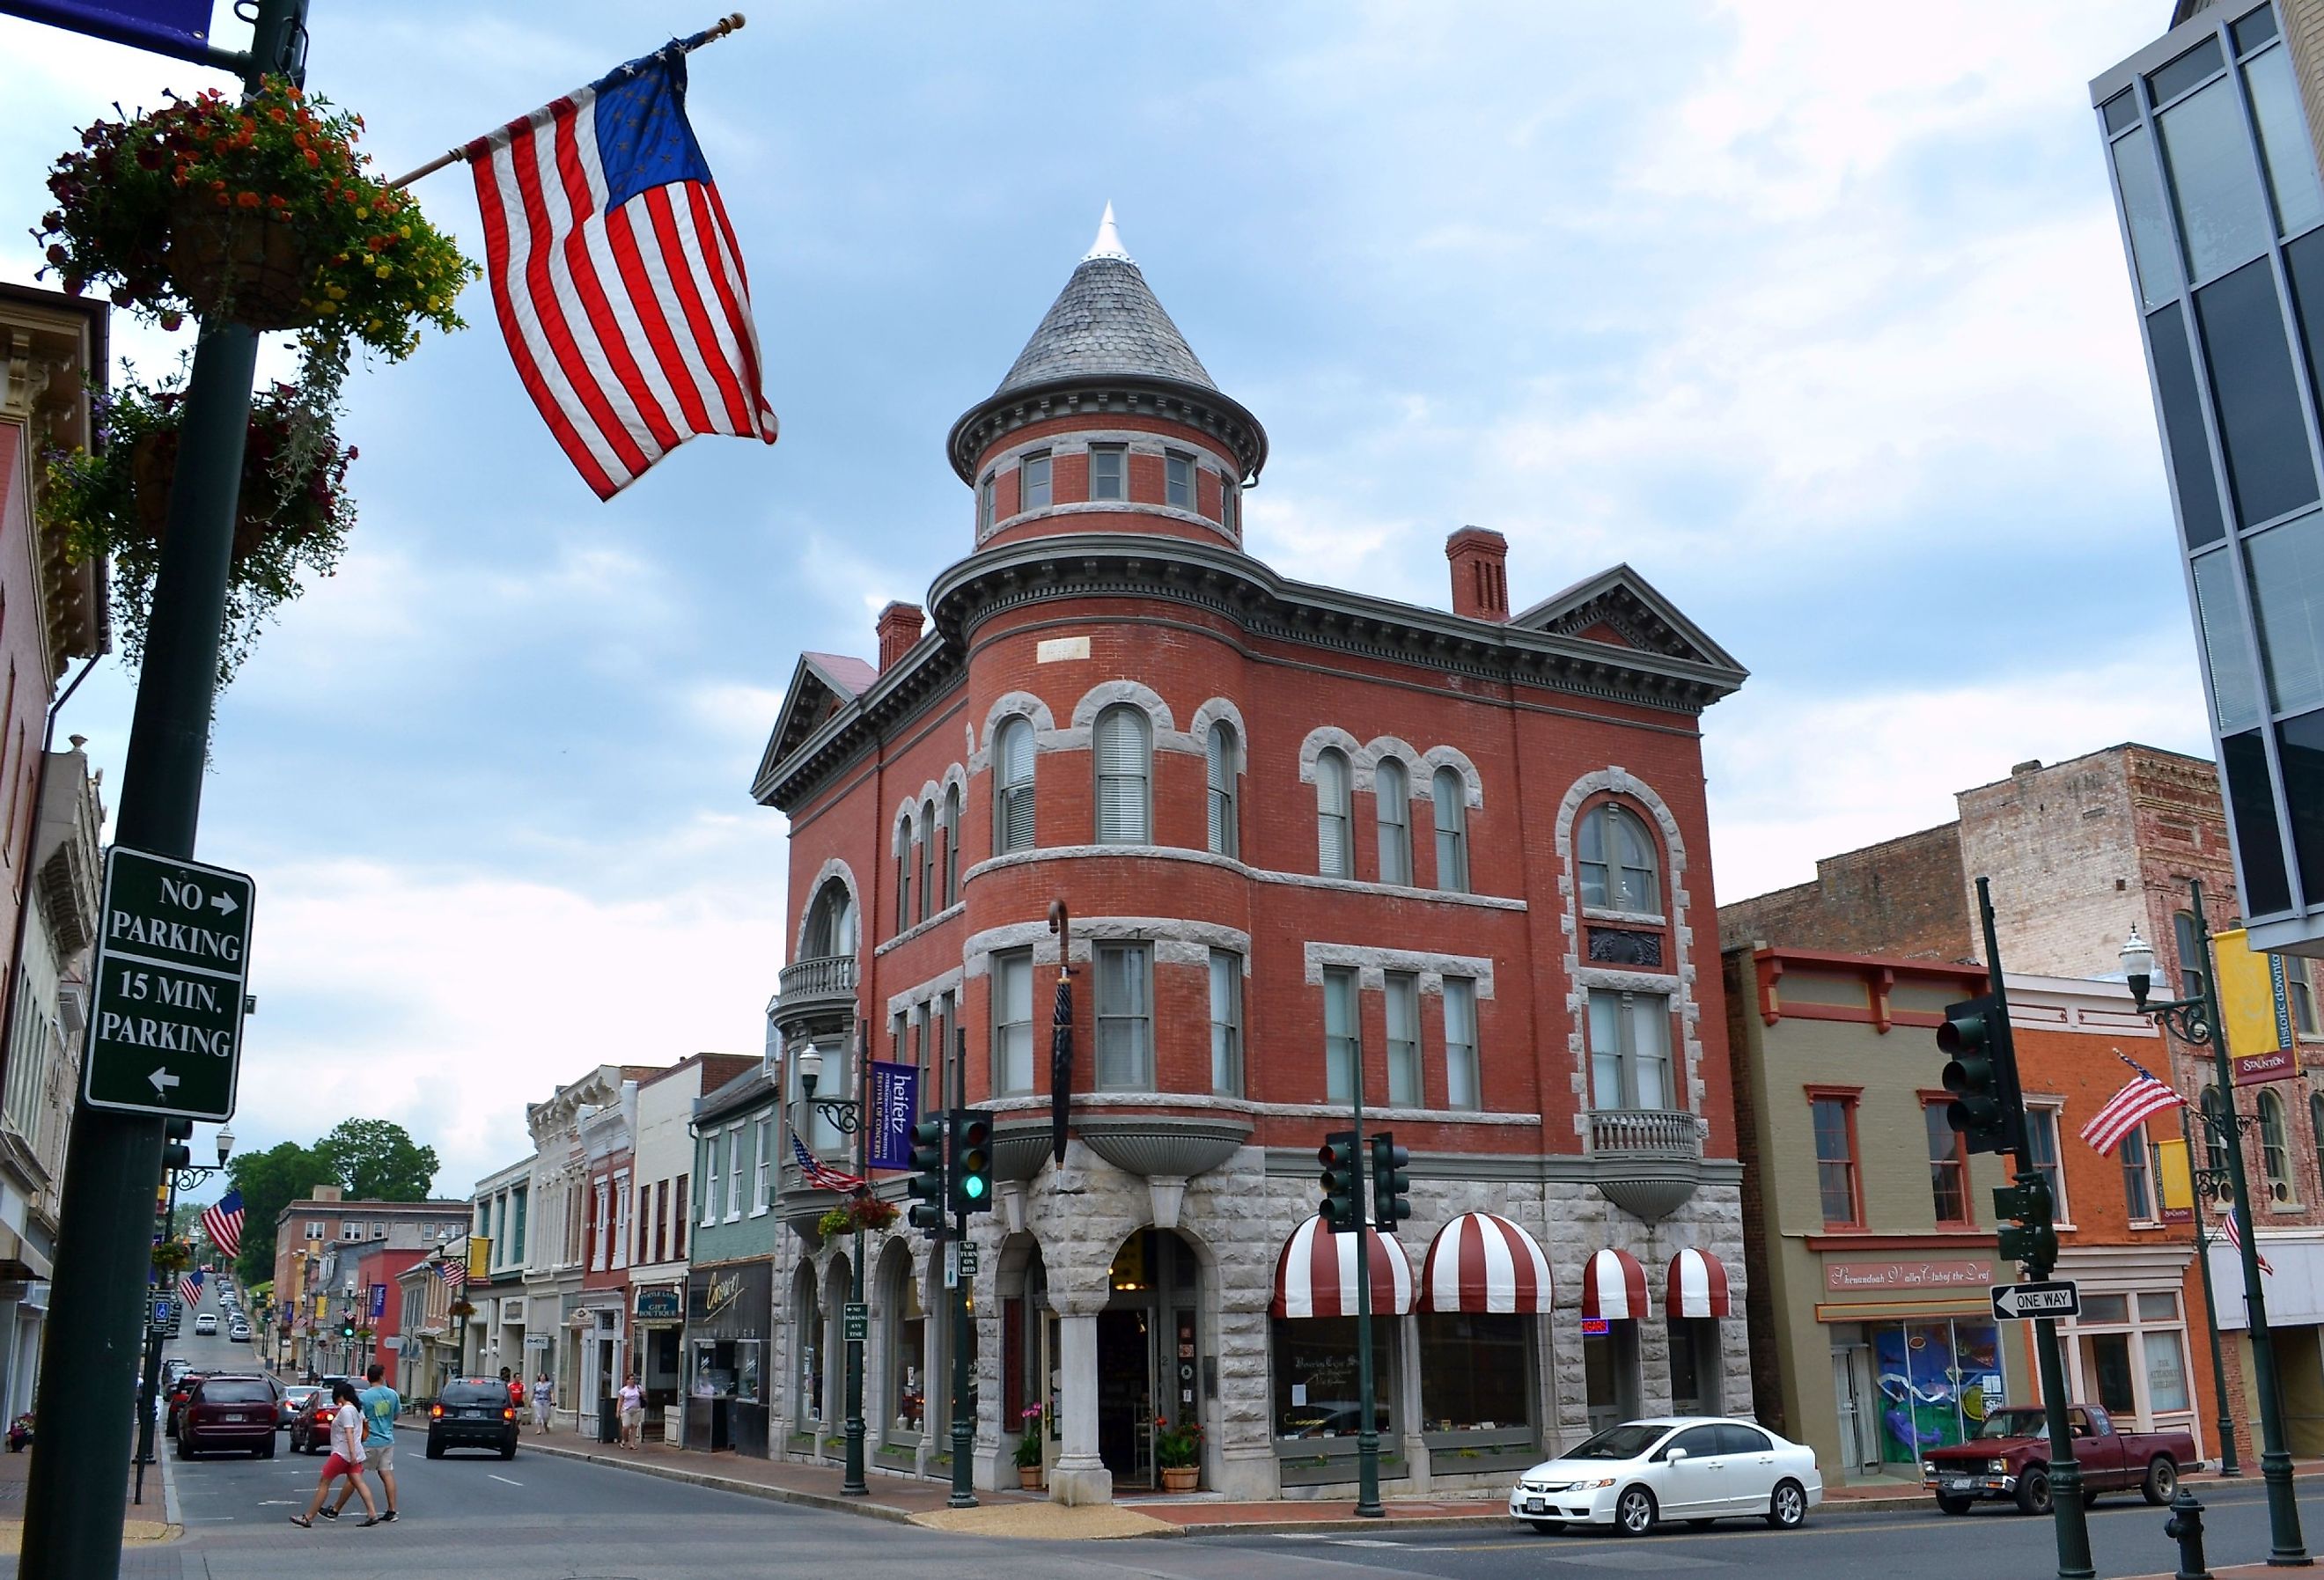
1206 721 1239 857
1222 478 1240 535
1022 452 1052 510
978 474 996 533
1090 445 1126 500
995 717 1035 854
1165 452 1194 510
1094 704 1152 843
1316 748 1353 878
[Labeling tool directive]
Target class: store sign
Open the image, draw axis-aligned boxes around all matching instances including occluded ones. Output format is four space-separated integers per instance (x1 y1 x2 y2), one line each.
2232 1047 2298 1087
635 1286 682 1322
868 1061 918 1170
1579 1317 1610 1337
1825 1259 1989 1292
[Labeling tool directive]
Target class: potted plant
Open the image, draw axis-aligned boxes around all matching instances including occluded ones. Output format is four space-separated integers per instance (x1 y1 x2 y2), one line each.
1015 1405 1045 1488
1154 1413 1202 1492
40 366 355 684
151 1238 192 1276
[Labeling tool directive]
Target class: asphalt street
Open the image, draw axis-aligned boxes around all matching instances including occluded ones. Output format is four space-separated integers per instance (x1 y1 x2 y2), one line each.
25 1284 2324 1580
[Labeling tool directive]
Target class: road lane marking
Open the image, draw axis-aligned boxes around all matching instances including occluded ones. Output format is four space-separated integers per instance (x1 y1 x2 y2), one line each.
489 1473 523 1487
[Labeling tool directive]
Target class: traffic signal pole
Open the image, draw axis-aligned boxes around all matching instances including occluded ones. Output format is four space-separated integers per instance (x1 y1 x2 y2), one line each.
18 8 306 1576
1349 1036 1381 1519
948 1029 975 1509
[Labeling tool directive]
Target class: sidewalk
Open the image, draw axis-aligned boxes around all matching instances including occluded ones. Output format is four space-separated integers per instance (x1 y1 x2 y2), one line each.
518 1434 2324 1540
0 1438 180 1553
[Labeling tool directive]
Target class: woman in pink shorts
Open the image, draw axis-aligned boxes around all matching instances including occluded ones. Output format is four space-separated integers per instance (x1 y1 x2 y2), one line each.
290 1382 379 1527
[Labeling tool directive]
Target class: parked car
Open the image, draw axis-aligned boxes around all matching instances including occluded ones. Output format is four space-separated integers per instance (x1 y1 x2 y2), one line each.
426 1378 518 1460
1923 1405 2197 1515
227 1321 251 1341
164 1370 215 1438
279 1385 320 1429
1509 1417 1822 1536
176 1374 278 1459
193 1313 217 1335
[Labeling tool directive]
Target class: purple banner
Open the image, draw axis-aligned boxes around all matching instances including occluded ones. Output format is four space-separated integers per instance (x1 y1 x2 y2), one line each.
369 1282 386 1319
0 2 240 65
868 1061 918 1171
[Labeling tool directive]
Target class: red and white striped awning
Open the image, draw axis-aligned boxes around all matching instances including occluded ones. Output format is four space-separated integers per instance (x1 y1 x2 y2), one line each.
1272 1215 1416 1319
1579 1247 1649 1320
1666 1248 1732 1319
1420 1212 1553 1314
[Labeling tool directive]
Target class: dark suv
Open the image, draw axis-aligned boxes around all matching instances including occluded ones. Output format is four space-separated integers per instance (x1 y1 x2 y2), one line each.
427 1378 517 1459
177 1374 279 1459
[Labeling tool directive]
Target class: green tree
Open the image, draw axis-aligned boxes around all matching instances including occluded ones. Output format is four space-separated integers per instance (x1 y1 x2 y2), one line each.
313 1118 439 1202
224 1139 330 1287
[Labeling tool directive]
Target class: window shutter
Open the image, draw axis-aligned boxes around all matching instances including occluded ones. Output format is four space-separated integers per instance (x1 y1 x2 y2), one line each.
1095 708 1149 842
1206 725 1232 854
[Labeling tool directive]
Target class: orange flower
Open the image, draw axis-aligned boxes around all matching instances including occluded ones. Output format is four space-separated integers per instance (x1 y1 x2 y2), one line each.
303 149 319 167
235 190 260 209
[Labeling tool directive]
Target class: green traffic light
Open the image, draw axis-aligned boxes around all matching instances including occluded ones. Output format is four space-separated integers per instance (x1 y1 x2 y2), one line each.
963 1176 985 1200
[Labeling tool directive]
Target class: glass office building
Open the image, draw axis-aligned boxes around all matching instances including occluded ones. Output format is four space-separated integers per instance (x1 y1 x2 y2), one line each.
2093 0 2324 957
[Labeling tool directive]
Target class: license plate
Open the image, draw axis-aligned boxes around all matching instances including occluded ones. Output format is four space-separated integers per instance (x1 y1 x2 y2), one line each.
461 1408 485 1419
1524 1498 1546 1513
1944 1477 1975 1491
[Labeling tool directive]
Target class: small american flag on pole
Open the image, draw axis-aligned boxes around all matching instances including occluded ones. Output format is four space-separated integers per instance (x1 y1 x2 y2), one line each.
2078 1054 2187 1157
791 1132 865 1194
177 1268 202 1311
466 46 778 499
2220 1204 2276 1275
200 1188 244 1262
435 1258 467 1290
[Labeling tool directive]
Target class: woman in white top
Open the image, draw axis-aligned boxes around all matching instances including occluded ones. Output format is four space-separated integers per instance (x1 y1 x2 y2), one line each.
617 1373 645 1451
290 1383 379 1527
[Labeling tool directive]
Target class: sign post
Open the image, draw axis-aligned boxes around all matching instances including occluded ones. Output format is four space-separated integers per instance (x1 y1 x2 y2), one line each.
82 847 254 1121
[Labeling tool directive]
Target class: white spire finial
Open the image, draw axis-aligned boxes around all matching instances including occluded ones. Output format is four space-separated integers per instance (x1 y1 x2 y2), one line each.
1083 202 1131 262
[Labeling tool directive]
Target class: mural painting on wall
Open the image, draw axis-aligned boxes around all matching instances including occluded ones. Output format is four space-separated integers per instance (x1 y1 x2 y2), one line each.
1872 1322 2004 1460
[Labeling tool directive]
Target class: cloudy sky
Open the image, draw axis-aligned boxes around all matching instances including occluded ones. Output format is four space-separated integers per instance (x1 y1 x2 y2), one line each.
0 1 2203 1197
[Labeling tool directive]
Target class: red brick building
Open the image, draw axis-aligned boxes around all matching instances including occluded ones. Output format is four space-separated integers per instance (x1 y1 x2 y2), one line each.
751 212 1751 1501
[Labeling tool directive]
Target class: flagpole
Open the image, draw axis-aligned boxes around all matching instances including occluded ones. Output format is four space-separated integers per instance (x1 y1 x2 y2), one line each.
384 12 748 189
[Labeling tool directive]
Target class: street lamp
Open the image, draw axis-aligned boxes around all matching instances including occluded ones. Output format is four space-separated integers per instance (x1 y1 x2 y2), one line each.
2120 890 2309 1566
793 1025 870 1499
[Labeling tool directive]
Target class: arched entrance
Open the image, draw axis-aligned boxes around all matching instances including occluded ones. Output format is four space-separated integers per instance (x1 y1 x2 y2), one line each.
1098 1228 1202 1488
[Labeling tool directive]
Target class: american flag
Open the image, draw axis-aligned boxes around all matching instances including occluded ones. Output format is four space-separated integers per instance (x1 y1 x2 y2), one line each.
466 47 777 500
2220 1205 2276 1275
200 1188 244 1262
791 1132 865 1194
177 1268 202 1311
2079 1054 2187 1157
434 1258 467 1290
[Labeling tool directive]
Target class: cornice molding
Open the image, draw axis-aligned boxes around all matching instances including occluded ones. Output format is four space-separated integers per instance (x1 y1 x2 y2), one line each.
945 373 1268 484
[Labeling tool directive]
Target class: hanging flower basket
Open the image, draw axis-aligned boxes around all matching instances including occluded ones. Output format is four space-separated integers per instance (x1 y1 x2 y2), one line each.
151 1239 193 1275
817 1192 900 1239
447 1299 477 1320
165 192 318 330
40 365 355 686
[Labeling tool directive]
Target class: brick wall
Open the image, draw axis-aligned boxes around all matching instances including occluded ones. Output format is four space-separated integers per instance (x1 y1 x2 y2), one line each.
1717 821 1970 961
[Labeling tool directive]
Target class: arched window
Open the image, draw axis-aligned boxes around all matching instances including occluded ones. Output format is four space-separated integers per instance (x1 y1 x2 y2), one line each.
1375 758 1411 885
2261 1089 2294 1202
2174 911 2209 1002
1578 802 1660 914
1431 766 1468 893
894 817 913 932
1316 748 1352 878
994 717 1034 854
1093 705 1151 843
917 797 936 923
1206 720 1238 857
2202 1084 2231 1179
802 880 857 960
942 784 961 906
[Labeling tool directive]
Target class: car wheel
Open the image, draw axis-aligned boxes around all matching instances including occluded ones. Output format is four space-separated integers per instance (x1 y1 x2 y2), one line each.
1767 1480 1807 1530
259 1437 275 1459
1525 1519 1563 1535
1688 1518 1716 1530
1615 1486 1658 1537
426 1439 444 1460
2144 1457 2178 1506
2083 1490 2101 1509
2014 1466 2053 1517
173 1437 191 1460
1935 1494 1973 1516
500 1443 517 1461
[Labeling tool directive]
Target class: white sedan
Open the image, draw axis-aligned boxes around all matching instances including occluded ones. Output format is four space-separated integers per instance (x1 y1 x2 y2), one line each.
1509 1416 1822 1536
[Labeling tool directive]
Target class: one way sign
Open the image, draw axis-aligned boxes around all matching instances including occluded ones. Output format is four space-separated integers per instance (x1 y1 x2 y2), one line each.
1990 1280 2080 1321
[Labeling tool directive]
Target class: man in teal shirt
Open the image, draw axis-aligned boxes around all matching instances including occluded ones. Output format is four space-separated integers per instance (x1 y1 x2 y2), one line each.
327 1363 399 1523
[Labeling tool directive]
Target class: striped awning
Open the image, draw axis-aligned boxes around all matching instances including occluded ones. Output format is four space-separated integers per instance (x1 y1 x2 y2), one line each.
1271 1215 1415 1319
1419 1212 1553 1314
1666 1248 1732 1319
1579 1246 1649 1320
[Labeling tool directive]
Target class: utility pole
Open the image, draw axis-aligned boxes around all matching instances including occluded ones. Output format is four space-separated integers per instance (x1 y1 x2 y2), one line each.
947 1028 975 1509
1350 1037 1380 1518
18 7 307 1577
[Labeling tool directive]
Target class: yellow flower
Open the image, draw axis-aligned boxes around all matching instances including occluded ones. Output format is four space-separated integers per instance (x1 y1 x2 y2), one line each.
355 206 370 219
398 225 411 239
327 284 347 300
317 302 337 314
374 264 391 279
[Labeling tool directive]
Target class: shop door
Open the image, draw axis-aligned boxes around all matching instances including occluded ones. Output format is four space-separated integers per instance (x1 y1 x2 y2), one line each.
1097 1308 1154 1485
1833 1346 1878 1473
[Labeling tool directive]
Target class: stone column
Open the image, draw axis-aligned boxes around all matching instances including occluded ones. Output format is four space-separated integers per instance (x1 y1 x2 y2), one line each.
1048 1306 1112 1505
1399 1316 1430 1491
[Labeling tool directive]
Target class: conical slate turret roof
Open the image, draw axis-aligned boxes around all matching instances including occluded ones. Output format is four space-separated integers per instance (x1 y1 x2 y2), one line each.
992 206 1216 397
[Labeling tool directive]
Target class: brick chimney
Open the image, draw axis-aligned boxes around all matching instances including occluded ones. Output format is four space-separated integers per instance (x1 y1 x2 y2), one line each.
1446 526 1510 621
877 601 926 672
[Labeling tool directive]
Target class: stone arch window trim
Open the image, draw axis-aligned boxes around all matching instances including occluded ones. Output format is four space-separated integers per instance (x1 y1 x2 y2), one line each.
1552 768 1704 1128
1420 745 1485 810
1296 725 1364 784
1300 941 1497 1000
963 915 1254 978
1185 696 1250 774
1354 736 1430 797
974 693 1060 771
1067 679 1207 756
883 966 966 1021
793 858 863 960
1573 796 1665 921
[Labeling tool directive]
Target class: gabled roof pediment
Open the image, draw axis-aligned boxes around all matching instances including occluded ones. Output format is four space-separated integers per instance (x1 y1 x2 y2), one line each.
754 651 877 793
1511 563 1741 673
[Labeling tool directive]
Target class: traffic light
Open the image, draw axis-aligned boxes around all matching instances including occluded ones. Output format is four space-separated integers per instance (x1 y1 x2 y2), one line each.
1318 1131 1359 1233
1993 1174 2059 1278
1939 995 2023 1156
908 1113 948 1232
1370 1133 1412 1232
162 1117 192 1171
341 1318 356 1341
950 1109 994 1215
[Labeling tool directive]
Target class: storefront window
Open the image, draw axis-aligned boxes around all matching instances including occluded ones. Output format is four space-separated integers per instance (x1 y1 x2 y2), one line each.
1667 1318 1721 1415
1583 1321 1641 1431
1871 1320 2004 1464
890 1270 926 1436
1271 1317 1392 1441
2145 1330 2192 1412
2065 1290 2194 1429
1417 1313 1530 1435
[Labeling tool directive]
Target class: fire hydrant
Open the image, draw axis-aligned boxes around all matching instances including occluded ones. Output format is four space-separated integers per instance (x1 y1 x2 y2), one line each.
2164 1485 2212 1580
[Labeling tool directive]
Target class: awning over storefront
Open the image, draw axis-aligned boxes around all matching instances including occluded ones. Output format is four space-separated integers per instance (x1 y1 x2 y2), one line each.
1580 1246 1647 1319
1271 1214 1414 1319
1666 1248 1731 1319
1419 1212 1552 1313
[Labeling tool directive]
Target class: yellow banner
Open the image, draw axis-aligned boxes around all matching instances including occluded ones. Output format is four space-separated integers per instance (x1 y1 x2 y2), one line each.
2156 1137 2194 1211
2215 927 2294 1060
467 1237 490 1282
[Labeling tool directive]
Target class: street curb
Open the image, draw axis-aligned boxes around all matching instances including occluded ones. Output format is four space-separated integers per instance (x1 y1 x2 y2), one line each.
516 1439 922 1525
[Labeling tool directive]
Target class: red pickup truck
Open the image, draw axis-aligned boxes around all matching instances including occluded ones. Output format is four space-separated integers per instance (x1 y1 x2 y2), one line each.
1922 1405 2197 1515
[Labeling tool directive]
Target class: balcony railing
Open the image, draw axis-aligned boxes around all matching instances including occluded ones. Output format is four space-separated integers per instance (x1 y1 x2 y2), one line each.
774 954 857 1025
1586 1108 1705 1158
